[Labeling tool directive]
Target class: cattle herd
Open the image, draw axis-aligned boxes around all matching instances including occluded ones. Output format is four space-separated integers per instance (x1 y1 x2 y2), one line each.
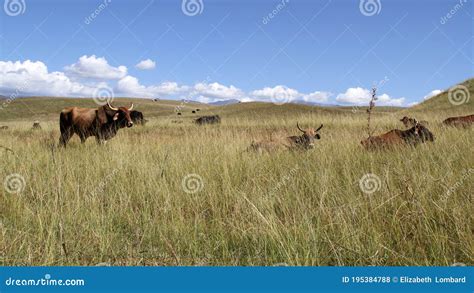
0 102 472 151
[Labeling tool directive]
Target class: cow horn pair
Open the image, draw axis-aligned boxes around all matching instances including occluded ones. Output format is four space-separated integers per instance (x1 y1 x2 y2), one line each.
297 122 323 133
107 101 134 111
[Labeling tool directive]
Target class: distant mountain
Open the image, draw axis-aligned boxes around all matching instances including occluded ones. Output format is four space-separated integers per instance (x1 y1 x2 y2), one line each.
209 99 241 106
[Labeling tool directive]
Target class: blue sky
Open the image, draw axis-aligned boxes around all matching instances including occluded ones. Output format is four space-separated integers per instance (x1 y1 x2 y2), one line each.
0 0 472 106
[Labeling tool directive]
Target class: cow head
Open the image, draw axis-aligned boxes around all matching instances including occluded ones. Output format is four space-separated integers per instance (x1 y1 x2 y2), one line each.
99 102 134 128
295 122 323 149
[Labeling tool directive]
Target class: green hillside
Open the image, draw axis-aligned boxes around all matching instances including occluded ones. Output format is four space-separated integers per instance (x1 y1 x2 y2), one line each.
408 78 474 114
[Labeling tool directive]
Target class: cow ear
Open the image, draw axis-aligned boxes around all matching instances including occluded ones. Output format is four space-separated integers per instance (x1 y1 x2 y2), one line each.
97 106 108 124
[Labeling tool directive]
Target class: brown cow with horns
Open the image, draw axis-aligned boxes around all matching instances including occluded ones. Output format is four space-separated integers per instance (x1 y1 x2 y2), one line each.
59 102 134 147
248 123 323 152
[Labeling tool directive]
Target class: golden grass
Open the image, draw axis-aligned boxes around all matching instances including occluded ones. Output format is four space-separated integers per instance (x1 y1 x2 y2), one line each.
0 101 473 266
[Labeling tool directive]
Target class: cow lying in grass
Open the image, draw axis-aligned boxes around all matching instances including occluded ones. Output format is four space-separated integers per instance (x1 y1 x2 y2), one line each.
361 121 434 150
248 123 323 152
443 114 474 128
400 116 428 128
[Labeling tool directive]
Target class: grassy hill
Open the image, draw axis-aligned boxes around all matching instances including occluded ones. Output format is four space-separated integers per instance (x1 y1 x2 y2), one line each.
0 96 403 124
406 78 474 115
1 80 473 266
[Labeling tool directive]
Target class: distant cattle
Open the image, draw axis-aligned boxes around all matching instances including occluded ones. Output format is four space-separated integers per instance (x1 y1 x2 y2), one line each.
130 110 148 126
443 114 474 128
177 112 182 116
59 102 134 147
248 123 323 152
32 121 41 130
361 122 434 150
195 115 221 125
192 110 196 114
400 116 428 128
196 109 200 112
0 126 8 130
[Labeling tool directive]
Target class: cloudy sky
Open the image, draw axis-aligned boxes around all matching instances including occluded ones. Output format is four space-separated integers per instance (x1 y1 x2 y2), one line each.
0 0 472 106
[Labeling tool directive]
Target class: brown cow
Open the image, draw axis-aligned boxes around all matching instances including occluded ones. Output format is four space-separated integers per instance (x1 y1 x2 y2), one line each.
248 123 323 152
361 122 434 150
59 102 134 147
400 116 428 128
443 114 474 128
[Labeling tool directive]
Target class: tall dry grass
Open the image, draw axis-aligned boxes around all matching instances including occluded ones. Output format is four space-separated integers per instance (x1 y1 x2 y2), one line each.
0 108 473 266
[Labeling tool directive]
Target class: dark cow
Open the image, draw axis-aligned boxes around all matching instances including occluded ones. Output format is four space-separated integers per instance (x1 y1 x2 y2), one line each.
195 115 221 125
0 126 8 130
361 122 434 150
192 110 196 114
177 112 182 116
59 102 134 147
400 116 428 128
130 110 148 125
32 121 41 130
443 114 474 128
196 109 200 112
249 123 323 152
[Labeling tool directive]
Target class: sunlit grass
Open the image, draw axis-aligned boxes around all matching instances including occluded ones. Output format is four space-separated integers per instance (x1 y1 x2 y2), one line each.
0 102 473 266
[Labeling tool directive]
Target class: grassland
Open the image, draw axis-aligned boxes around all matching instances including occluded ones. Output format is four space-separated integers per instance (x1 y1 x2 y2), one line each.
0 82 473 266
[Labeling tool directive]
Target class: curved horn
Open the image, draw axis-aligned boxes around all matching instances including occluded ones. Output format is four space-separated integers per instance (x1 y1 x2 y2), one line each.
128 103 134 111
107 101 118 111
316 124 323 132
296 122 305 133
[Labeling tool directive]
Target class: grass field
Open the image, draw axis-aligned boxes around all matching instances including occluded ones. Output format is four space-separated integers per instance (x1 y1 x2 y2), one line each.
0 80 473 266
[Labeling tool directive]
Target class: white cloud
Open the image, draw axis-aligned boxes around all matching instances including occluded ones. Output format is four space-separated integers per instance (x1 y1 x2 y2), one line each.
135 59 156 70
64 55 127 80
0 60 98 97
423 89 442 100
191 82 244 101
408 102 419 107
250 85 300 102
336 87 405 106
302 91 332 103
116 75 188 98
